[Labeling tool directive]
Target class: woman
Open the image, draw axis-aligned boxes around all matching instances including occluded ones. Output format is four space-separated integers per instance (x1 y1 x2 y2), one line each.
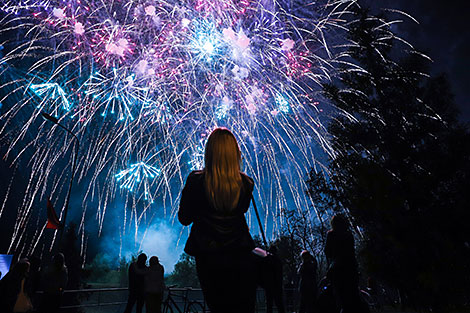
141 256 164 313
178 128 257 313
0 258 33 313
325 214 366 313
298 250 318 313
39 253 68 313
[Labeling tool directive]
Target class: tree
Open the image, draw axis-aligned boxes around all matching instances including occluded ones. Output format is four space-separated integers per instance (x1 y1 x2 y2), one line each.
81 253 128 287
313 8 470 311
277 207 330 278
267 234 302 287
165 253 200 288
281 207 322 254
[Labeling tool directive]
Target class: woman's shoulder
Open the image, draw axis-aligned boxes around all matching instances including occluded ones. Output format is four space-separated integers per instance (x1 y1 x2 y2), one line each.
327 229 353 241
188 170 204 177
240 172 254 188
326 229 335 239
186 170 204 182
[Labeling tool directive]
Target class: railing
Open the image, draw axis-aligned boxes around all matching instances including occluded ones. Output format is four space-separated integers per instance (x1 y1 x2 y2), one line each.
34 287 129 311
36 287 299 312
62 287 128 310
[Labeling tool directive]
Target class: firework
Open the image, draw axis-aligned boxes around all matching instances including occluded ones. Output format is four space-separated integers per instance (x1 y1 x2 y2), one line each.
0 0 363 255
115 162 162 203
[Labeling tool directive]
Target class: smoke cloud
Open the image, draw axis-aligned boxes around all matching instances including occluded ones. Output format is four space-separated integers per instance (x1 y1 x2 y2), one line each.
137 220 184 273
99 216 185 274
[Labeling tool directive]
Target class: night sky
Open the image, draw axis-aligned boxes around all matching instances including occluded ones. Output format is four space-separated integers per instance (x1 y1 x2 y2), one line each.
0 0 469 269
369 0 470 121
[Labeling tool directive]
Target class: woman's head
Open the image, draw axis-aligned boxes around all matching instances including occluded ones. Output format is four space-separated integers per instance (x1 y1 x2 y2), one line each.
14 259 30 277
204 128 241 172
137 253 147 267
300 250 312 262
204 128 243 211
149 256 159 267
330 214 349 232
53 253 65 269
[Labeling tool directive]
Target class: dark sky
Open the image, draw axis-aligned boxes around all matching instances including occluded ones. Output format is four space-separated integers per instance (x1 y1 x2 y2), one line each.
368 0 470 121
1 0 469 266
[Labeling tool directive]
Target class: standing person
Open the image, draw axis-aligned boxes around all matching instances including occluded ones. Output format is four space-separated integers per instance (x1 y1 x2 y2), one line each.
325 214 364 313
0 258 33 313
143 256 165 313
123 253 147 313
27 255 41 309
178 127 257 313
264 246 286 313
39 253 68 313
298 250 318 313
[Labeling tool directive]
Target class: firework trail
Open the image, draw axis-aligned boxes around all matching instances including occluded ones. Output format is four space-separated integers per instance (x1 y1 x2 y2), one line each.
0 0 409 255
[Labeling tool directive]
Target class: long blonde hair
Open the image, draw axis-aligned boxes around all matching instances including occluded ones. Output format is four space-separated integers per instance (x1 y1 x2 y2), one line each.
204 128 243 211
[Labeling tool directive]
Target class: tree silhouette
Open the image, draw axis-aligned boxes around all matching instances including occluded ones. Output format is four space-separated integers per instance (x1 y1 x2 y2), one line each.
165 253 200 288
312 8 470 312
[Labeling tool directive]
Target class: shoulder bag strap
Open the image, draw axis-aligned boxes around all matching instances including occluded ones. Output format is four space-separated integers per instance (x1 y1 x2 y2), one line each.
251 195 268 248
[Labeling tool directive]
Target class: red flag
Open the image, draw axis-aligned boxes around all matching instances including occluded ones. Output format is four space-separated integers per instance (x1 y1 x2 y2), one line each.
46 198 62 229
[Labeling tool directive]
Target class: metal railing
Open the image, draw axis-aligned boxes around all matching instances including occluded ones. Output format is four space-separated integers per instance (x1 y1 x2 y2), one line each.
62 287 129 310
36 287 298 312
34 287 129 311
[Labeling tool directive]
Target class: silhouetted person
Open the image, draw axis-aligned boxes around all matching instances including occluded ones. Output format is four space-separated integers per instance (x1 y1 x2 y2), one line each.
143 256 165 313
39 253 68 313
316 276 338 313
298 250 318 313
123 253 147 313
27 255 41 308
178 128 257 313
264 246 286 313
325 215 363 313
0 258 33 312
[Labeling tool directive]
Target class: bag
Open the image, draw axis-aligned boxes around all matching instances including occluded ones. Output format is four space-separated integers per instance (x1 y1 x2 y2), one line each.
13 279 33 312
252 247 278 288
250 196 278 289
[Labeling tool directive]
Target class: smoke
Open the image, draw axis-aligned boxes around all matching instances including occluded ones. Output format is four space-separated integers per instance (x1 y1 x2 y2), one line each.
137 220 184 273
101 217 185 274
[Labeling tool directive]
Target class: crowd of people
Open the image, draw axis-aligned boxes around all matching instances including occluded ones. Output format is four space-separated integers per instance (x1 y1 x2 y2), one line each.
1 127 368 313
0 253 68 313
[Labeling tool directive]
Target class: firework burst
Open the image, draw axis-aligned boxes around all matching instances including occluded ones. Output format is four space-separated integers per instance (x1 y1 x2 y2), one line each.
0 0 384 255
115 161 162 203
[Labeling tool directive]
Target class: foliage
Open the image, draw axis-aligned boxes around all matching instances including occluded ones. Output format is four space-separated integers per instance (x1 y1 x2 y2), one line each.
165 253 200 288
313 8 470 311
275 206 331 282
268 234 302 286
82 253 129 287
280 207 326 254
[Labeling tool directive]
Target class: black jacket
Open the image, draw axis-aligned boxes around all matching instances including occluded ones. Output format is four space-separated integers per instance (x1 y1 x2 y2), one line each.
325 229 356 267
128 262 146 292
178 170 255 256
